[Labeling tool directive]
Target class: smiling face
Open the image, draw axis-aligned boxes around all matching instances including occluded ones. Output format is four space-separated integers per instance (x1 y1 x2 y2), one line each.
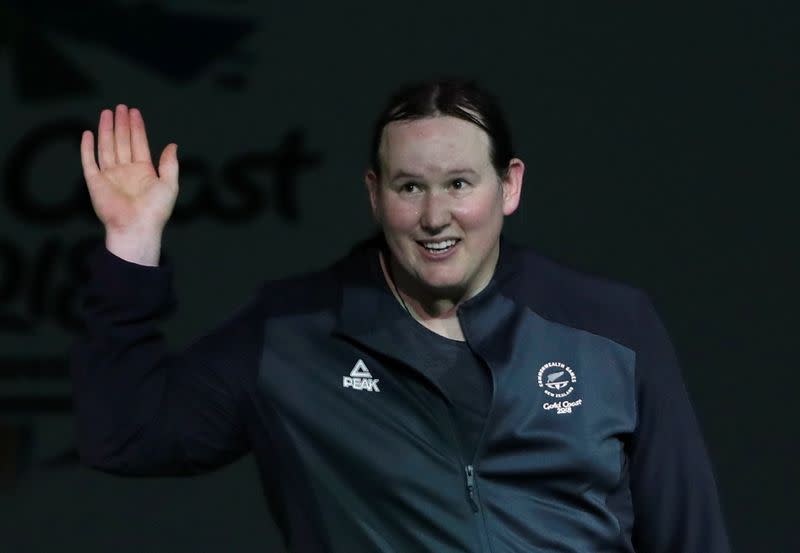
366 115 524 304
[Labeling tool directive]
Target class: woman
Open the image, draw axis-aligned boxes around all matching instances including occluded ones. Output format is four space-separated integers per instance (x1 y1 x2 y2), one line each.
73 79 730 552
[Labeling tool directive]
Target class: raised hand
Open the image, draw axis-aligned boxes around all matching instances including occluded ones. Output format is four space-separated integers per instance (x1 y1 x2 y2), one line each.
80 104 179 265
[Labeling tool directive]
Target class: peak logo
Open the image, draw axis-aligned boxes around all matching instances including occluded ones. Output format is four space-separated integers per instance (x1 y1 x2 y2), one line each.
343 359 380 392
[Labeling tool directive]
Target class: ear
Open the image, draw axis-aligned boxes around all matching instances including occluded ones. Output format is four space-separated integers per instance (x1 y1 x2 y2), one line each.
500 158 525 216
364 169 381 222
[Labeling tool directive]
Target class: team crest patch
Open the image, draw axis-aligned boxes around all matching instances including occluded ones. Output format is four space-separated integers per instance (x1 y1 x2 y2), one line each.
537 361 582 415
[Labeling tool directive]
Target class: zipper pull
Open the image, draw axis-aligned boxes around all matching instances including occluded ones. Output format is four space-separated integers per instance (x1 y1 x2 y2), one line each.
465 465 479 512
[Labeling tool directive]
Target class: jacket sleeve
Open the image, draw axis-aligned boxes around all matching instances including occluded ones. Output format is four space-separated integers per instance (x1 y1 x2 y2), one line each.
69 246 260 476
628 292 731 553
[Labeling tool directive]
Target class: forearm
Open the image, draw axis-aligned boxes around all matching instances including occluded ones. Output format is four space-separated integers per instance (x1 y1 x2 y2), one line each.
70 245 184 473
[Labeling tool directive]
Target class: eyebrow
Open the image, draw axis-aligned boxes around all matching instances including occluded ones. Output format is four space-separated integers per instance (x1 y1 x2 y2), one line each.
389 168 480 182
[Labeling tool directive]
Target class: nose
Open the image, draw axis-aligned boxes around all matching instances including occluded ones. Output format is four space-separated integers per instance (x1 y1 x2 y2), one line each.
419 189 451 233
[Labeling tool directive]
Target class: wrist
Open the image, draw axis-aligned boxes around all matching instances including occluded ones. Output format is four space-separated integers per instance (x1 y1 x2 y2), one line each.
105 228 163 266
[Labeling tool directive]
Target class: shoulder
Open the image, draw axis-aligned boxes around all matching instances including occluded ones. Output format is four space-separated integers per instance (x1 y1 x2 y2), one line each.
499 240 651 351
251 237 378 318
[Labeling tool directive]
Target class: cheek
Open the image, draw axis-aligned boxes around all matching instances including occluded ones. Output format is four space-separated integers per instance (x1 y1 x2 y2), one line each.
453 191 504 231
378 197 419 232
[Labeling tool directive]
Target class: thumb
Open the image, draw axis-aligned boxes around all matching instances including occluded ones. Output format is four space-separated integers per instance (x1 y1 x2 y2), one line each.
158 143 179 183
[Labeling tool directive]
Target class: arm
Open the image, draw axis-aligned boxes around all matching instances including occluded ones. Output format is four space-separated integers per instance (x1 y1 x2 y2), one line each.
70 246 259 476
628 293 731 552
71 105 256 475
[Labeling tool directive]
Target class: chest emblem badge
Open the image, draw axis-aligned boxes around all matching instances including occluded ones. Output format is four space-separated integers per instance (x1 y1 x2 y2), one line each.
538 361 582 415
343 359 381 392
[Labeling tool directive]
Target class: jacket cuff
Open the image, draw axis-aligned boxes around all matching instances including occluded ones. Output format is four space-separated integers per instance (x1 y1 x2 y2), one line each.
83 246 176 317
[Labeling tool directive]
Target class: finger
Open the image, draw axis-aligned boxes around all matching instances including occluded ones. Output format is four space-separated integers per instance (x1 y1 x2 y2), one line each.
80 130 100 180
158 143 179 184
114 104 132 164
129 108 153 165
97 109 115 170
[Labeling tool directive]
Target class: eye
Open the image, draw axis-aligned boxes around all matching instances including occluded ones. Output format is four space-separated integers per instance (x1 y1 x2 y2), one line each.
451 178 468 190
400 182 420 193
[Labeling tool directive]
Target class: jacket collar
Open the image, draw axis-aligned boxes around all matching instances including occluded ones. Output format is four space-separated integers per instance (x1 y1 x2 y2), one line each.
333 234 525 389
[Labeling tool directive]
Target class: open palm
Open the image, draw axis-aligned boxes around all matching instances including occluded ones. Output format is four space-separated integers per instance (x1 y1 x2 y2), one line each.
81 104 179 235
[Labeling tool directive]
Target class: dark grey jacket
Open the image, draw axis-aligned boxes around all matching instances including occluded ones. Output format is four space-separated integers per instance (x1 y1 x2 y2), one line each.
71 237 730 552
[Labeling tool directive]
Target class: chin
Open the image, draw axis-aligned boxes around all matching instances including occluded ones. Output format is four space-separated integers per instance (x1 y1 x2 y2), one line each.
416 271 467 294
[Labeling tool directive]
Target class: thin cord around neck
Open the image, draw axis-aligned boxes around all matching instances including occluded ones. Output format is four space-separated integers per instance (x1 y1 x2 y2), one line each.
384 252 411 316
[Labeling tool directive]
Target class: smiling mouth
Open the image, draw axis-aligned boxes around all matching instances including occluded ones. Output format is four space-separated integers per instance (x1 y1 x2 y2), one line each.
417 239 460 254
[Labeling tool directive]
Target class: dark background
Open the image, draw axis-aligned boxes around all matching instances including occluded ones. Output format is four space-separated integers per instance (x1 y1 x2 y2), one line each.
1 1 796 552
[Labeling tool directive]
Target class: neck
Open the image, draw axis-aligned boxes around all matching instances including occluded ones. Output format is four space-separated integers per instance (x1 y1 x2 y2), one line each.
378 253 463 340
379 252 451 318
379 246 498 321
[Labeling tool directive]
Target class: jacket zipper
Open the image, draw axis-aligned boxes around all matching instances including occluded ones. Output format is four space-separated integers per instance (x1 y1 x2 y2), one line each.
465 464 479 512
458 324 497 553
443 395 495 553
434 313 495 552
445 419 485 553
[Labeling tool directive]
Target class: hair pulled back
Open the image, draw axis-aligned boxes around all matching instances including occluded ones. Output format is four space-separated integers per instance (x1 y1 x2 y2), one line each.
369 78 515 179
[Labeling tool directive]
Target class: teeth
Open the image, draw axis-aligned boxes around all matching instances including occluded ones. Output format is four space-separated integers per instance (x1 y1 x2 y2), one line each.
423 239 457 251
